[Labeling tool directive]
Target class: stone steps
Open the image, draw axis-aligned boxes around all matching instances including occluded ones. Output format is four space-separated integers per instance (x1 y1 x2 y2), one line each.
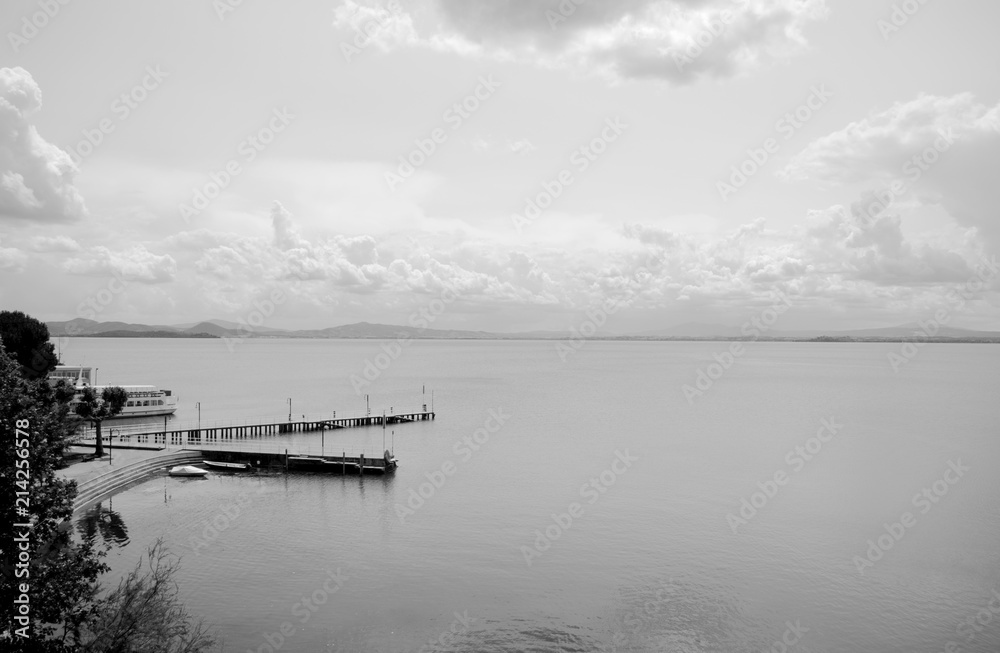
73 450 204 512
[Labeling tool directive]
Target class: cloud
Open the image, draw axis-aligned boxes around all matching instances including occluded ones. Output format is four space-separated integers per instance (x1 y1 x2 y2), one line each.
0 238 26 272
0 67 87 222
804 202 976 286
781 93 1000 183
64 245 177 283
68 199 991 328
29 235 82 252
189 202 567 307
332 0 829 83
781 93 1000 251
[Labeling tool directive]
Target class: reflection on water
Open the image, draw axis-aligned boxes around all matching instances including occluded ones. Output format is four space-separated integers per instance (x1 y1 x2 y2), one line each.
77 499 130 549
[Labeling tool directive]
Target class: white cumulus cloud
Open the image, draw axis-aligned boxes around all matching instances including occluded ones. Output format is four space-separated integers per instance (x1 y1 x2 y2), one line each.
0 67 87 222
332 0 829 84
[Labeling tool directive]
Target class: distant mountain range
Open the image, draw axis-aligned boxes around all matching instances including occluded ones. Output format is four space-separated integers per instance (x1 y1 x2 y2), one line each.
45 318 1000 342
636 321 1000 340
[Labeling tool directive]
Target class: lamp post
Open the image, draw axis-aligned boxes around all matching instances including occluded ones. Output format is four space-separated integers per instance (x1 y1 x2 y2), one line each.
109 427 119 465
196 402 201 431
288 398 292 422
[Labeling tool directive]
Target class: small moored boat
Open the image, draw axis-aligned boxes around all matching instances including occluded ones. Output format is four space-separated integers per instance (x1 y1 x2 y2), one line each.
204 461 252 472
168 465 208 477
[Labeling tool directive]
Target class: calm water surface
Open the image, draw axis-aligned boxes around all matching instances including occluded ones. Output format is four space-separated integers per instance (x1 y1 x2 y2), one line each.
67 338 1000 652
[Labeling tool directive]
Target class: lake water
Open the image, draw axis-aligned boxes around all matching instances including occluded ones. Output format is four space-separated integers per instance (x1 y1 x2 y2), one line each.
67 338 1000 652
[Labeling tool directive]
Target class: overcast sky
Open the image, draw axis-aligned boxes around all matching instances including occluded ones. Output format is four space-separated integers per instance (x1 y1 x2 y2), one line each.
1 0 998 333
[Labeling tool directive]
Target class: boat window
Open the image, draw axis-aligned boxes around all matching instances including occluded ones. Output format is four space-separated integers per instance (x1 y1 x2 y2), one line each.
143 400 149 406
127 401 134 407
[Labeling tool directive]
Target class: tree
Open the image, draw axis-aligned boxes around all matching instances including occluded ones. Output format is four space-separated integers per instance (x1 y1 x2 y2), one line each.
2 325 215 651
1 340 108 650
0 310 59 380
79 540 215 653
75 387 128 458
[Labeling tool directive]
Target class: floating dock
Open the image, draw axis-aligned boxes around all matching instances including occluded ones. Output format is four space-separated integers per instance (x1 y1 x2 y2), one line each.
197 444 398 475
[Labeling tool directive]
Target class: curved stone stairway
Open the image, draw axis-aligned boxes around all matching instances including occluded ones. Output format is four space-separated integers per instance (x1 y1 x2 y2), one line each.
73 450 205 513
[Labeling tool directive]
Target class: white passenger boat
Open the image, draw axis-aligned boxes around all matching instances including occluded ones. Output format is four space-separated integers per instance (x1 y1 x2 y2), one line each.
51 365 178 418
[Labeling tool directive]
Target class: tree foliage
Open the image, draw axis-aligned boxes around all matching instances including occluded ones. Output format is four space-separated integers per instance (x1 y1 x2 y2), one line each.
1 340 107 650
1 317 215 652
74 388 128 459
79 540 214 653
0 310 59 380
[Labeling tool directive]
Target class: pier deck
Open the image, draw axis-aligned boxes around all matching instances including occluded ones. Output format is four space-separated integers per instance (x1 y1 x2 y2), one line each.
76 409 434 449
72 409 433 473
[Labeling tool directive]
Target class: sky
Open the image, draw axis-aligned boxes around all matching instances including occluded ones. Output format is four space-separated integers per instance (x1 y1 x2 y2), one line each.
1 0 998 334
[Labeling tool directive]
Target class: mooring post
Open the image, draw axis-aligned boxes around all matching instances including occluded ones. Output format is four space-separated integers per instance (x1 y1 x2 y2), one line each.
285 449 288 472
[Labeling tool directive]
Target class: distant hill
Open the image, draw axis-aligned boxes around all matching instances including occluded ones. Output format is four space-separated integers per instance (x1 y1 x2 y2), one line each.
87 330 219 338
772 324 1000 339
47 318 504 340
44 318 1000 342
47 318 182 336
638 322 744 338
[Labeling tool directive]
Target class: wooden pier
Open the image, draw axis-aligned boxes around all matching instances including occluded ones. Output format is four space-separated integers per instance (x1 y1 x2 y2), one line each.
80 409 434 449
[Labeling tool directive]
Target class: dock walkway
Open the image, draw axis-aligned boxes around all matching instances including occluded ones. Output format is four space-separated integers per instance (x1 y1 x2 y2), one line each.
75 409 434 449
